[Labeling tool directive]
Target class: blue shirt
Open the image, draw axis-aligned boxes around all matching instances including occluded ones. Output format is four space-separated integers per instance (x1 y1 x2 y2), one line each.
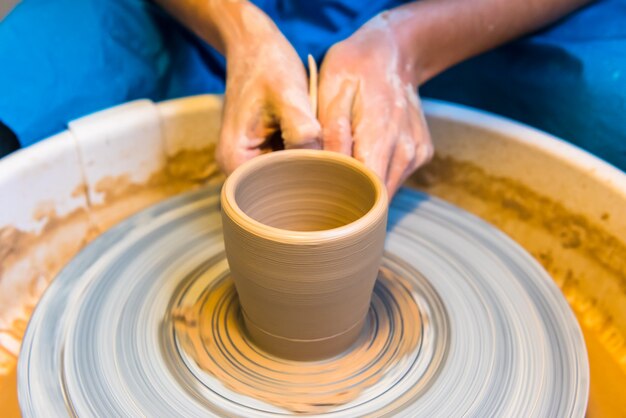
0 0 624 171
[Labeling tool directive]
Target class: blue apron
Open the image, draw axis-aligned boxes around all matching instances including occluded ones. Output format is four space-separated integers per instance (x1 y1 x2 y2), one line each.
0 0 624 171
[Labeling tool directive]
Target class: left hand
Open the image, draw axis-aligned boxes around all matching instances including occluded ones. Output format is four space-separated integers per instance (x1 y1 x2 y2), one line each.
317 13 433 198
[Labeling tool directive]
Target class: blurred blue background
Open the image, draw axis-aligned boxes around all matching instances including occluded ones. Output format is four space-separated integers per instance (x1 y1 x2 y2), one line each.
0 0 624 170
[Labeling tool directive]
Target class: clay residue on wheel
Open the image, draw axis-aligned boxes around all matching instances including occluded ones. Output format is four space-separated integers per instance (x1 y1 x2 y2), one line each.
173 267 421 414
409 154 626 417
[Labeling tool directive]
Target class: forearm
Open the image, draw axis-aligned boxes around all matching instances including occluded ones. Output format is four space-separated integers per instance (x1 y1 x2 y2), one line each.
377 0 592 84
153 0 277 57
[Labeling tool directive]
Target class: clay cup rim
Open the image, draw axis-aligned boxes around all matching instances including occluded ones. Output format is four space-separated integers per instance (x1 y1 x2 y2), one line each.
221 150 388 244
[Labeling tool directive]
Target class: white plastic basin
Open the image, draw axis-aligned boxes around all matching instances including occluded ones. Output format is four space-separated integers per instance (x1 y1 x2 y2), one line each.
0 96 624 416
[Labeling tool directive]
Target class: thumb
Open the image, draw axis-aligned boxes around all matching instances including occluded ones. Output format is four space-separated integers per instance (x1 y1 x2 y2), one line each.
277 90 322 150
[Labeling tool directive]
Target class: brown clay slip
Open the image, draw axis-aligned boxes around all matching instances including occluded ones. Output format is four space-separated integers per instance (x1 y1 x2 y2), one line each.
220 149 388 360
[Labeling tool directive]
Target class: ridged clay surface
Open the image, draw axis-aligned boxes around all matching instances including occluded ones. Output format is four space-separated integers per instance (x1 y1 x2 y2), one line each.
221 150 388 359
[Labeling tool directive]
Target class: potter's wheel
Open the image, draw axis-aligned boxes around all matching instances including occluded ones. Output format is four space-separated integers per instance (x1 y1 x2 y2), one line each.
18 186 588 417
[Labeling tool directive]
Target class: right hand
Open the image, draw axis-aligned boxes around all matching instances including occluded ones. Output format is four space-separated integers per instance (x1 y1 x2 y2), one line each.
216 6 320 174
317 12 433 199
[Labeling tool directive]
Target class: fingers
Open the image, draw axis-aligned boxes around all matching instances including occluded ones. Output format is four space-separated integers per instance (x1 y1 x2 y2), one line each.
216 30 321 175
318 76 357 155
351 89 400 181
216 93 265 175
278 101 322 151
351 86 433 199
385 90 433 197
216 131 264 175
406 87 434 167
352 121 395 182
218 75 321 174
268 58 321 150
384 125 415 198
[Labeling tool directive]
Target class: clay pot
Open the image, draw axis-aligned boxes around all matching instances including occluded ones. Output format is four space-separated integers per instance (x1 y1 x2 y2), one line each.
221 150 388 360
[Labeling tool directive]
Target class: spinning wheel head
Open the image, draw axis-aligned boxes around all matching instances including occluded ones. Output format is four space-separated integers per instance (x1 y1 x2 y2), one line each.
18 186 588 417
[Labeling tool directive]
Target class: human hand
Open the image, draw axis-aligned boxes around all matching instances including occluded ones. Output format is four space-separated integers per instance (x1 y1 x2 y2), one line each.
318 12 433 198
215 4 320 174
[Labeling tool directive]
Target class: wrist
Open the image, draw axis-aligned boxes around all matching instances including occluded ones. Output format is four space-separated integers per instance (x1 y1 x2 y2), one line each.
353 9 427 87
361 4 450 86
392 11 449 85
207 1 280 58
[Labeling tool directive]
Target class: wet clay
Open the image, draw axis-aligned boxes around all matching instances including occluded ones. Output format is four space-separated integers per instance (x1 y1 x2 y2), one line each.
221 150 388 360
172 265 421 414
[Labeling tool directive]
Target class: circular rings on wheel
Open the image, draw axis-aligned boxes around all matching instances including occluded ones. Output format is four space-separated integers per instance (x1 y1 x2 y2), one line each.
18 186 589 417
